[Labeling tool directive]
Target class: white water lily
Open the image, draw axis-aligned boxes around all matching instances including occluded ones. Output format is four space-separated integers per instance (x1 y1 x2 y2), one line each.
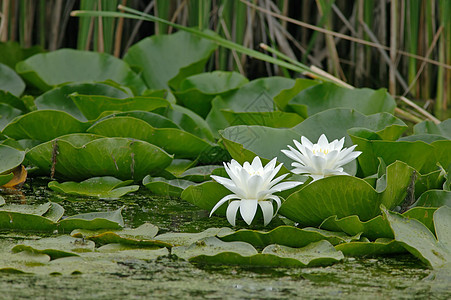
281 134 361 181
210 156 303 226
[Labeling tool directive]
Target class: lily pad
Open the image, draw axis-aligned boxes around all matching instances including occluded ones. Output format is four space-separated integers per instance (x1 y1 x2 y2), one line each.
155 227 233 247
0 145 25 175
97 110 180 129
70 94 170 121
221 110 304 128
123 30 217 90
2 110 90 142
71 223 171 248
26 135 173 181
34 82 131 121
48 177 139 199
180 165 225 182
382 206 451 268
414 119 451 139
16 49 146 94
273 78 319 111
288 83 396 118
174 71 249 117
87 116 214 159
206 77 295 134
180 181 231 216
166 104 215 141
279 161 415 227
0 103 23 132
12 235 95 259
0 63 25 97
218 225 361 248
142 176 195 197
412 190 451 208
335 238 405 257
58 207 125 232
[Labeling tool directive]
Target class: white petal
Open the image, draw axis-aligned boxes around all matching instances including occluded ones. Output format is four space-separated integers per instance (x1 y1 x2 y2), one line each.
239 199 258 225
336 137 345 150
267 173 288 188
246 174 264 198
263 157 277 172
226 200 241 226
251 156 263 170
310 155 327 173
209 194 240 217
271 181 304 192
300 136 313 149
211 175 245 197
266 195 282 214
318 134 329 148
258 201 274 226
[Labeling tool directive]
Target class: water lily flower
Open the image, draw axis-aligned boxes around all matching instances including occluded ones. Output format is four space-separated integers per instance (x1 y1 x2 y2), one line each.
210 156 303 226
281 134 361 181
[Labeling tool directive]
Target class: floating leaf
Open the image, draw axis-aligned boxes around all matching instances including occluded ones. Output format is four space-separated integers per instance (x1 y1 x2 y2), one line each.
221 110 304 128
48 177 139 199
206 77 295 134
0 90 28 112
414 119 451 139
288 83 396 118
58 207 125 232
174 71 249 117
0 173 14 187
155 227 233 247
98 110 180 129
0 63 25 97
3 110 90 142
16 49 146 94
218 225 360 248
273 78 319 111
166 104 215 141
335 238 405 257
382 206 451 268
180 165 224 182
87 116 214 159
413 190 451 208
34 82 131 121
70 94 170 121
12 235 95 259
180 181 231 216
0 103 22 132
143 176 195 197
164 159 195 177
26 135 173 181
124 30 217 90
71 223 170 248
1 165 27 188
280 161 415 227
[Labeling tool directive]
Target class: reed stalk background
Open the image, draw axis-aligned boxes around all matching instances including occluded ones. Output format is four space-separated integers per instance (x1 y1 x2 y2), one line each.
0 0 449 119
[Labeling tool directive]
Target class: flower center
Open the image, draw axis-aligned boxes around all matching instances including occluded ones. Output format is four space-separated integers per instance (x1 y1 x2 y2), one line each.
312 148 329 155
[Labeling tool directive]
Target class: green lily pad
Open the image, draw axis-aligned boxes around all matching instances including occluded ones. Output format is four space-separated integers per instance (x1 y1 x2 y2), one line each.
181 181 231 216
0 196 5 206
98 110 181 129
164 159 196 177
175 237 343 267
71 223 171 248
0 41 43 69
382 206 451 268
26 135 173 181
70 94 170 121
335 238 405 257
414 119 451 139
155 227 233 247
0 63 25 97
12 235 95 259
0 90 28 112
16 49 146 94
87 116 214 159
218 225 361 248
280 161 415 227
34 82 131 121
273 78 319 111
166 104 215 142
206 77 295 134
413 190 451 208
124 30 217 90
288 83 396 118
0 144 25 174
57 207 125 232
221 110 304 128
142 176 195 197
2 110 90 142
0 103 23 132
180 165 224 182
48 177 139 199
174 71 249 117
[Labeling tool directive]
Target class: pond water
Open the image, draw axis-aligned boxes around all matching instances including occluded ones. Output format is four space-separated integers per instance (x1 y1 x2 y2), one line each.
1 178 450 299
